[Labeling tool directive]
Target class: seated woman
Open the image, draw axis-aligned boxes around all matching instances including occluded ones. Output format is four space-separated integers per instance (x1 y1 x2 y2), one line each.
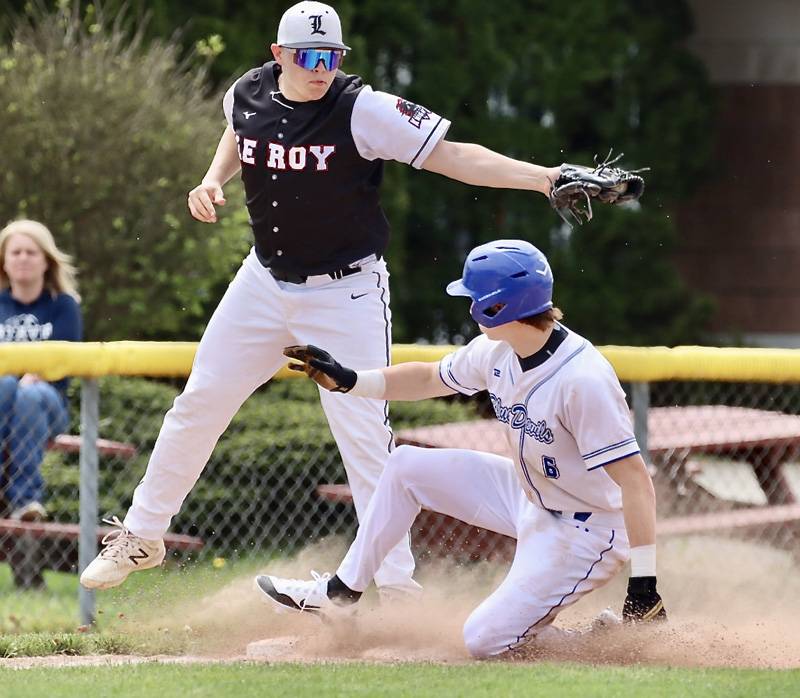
0 220 82 521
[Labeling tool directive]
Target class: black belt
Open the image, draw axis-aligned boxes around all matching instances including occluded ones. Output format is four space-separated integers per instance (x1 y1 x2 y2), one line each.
268 265 364 284
255 246 382 285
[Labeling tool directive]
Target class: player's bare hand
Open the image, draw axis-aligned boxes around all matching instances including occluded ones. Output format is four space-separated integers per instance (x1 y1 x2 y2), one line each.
188 181 226 223
283 345 357 393
544 165 563 195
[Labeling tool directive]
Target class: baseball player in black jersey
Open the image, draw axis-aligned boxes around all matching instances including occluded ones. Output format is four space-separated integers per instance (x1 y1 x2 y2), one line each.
81 1 562 594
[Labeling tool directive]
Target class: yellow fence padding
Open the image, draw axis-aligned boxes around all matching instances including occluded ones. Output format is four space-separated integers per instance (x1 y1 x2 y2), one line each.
0 342 198 380
600 345 800 383
1 341 800 383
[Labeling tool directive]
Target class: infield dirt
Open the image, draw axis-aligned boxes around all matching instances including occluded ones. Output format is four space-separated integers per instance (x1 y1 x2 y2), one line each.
125 534 800 669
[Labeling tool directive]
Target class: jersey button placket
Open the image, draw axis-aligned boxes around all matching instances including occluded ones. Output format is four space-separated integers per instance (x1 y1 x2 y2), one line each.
271 118 288 253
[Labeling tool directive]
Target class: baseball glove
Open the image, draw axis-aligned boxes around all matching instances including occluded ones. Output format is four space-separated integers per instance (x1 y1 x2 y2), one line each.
283 345 357 393
549 150 648 226
622 576 668 623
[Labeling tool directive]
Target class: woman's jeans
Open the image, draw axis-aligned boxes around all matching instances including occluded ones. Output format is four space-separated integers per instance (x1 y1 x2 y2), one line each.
0 376 69 508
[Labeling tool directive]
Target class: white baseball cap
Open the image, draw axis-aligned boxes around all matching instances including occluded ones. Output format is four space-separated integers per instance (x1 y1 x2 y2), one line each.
277 1 351 50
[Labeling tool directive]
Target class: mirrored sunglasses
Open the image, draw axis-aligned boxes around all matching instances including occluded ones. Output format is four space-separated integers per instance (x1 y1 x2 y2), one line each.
291 48 345 71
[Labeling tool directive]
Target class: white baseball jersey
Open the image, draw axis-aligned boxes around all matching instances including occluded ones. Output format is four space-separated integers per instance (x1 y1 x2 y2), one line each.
438 324 639 520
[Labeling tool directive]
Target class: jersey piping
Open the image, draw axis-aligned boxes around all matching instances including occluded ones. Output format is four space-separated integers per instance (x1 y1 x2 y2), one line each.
517 341 587 510
409 116 444 167
582 437 638 461
586 451 641 471
508 529 616 651
438 355 481 394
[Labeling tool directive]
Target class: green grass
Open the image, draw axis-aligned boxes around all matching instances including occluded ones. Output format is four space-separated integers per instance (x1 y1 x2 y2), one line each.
0 553 270 641
0 662 797 698
91 553 267 625
0 563 78 634
0 632 138 658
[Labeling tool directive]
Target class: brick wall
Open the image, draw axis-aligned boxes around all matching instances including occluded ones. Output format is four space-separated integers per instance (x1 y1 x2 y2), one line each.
676 85 800 336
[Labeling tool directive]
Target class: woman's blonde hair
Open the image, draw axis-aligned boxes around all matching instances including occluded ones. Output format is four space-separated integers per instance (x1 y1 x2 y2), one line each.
0 219 80 301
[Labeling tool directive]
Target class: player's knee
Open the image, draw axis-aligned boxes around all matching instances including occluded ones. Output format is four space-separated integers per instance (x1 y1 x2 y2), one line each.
463 603 514 659
386 444 418 481
169 374 239 419
462 618 496 659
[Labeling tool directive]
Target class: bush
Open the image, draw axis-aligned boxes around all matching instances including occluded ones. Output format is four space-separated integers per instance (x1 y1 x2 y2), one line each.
44 375 481 554
0 2 251 340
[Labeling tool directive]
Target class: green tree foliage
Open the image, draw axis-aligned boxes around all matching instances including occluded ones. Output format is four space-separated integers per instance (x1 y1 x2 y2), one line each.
2 0 715 345
0 2 251 339
343 0 716 344
44 376 480 552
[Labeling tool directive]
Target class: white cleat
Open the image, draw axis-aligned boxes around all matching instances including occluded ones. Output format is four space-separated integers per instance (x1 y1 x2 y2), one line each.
534 608 623 648
254 571 356 620
79 516 166 590
377 580 423 606
589 608 623 632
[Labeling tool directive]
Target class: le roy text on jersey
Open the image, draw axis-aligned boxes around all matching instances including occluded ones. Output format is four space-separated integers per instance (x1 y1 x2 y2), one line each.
236 137 336 172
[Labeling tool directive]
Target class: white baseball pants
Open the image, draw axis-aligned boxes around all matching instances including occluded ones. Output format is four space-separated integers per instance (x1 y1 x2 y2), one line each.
336 444 629 657
124 248 418 593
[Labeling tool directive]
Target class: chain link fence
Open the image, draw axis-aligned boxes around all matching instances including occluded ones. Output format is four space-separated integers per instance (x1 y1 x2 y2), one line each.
1 364 799 627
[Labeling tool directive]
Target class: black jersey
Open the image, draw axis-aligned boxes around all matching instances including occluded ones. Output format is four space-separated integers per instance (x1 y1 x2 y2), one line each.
225 62 450 276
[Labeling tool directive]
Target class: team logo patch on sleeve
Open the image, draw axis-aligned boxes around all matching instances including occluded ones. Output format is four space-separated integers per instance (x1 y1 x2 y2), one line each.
395 98 431 129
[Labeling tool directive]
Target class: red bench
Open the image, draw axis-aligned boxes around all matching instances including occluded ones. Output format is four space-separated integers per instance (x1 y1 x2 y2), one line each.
317 482 800 562
317 407 800 561
396 407 800 506
48 434 138 459
0 519 202 552
2 435 142 586
317 483 515 561
0 518 204 587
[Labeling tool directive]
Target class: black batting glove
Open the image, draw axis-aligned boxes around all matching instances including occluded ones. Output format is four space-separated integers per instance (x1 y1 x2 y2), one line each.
283 345 357 393
623 576 667 623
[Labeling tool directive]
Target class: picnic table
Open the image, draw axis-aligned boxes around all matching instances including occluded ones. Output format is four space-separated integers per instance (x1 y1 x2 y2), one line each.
395 405 799 506
318 405 800 561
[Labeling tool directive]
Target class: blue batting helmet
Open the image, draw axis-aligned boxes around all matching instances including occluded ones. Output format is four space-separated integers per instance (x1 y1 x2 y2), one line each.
446 240 554 328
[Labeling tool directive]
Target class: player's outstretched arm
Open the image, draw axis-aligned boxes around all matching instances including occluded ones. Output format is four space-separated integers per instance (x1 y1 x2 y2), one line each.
187 125 241 223
283 345 454 401
605 454 667 623
421 140 562 196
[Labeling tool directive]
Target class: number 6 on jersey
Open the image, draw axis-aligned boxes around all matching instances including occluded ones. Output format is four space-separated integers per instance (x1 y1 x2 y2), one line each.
542 455 560 479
